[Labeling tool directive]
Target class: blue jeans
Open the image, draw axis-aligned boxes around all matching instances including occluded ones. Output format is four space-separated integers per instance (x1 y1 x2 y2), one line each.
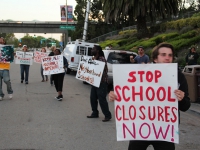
0 70 13 97
20 64 30 82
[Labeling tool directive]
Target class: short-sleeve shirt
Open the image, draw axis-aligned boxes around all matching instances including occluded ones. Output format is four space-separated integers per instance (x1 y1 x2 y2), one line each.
134 54 149 64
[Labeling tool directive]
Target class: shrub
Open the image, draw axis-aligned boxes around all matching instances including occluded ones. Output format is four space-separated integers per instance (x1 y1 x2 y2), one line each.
179 26 194 34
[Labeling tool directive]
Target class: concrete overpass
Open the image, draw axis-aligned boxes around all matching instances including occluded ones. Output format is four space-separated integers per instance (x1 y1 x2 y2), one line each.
0 21 77 33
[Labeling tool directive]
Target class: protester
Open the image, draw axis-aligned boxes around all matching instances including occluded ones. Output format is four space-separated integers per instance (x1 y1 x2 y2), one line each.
49 46 56 86
52 48 68 101
109 43 191 150
130 46 149 64
0 37 13 100
40 47 48 82
185 46 199 65
87 45 112 122
20 45 30 84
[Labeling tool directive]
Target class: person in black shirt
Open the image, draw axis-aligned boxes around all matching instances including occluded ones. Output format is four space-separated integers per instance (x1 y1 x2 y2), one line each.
52 49 68 101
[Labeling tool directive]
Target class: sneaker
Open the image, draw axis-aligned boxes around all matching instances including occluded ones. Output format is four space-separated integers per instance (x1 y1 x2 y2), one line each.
0 97 3 101
55 95 63 101
25 81 28 84
8 94 12 99
21 80 23 83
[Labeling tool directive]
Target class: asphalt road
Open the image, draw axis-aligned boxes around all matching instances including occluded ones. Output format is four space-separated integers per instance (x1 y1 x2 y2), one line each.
0 62 199 150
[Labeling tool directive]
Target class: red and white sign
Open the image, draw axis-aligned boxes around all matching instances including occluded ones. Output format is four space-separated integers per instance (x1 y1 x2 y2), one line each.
41 55 65 75
76 56 105 87
113 64 179 143
34 51 49 63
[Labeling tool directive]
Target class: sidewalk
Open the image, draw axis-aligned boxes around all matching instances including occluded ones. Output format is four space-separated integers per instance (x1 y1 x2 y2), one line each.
189 102 200 114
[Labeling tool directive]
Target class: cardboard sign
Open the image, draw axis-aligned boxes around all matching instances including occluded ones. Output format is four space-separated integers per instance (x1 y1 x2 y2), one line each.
15 51 33 65
0 45 14 63
41 55 65 75
76 56 105 87
34 51 49 63
113 64 179 143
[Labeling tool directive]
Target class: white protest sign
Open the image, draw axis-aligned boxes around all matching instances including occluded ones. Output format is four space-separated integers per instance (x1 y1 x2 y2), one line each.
76 56 105 87
16 51 24 57
25 52 33 58
34 51 49 63
42 55 65 75
15 51 33 65
113 64 179 143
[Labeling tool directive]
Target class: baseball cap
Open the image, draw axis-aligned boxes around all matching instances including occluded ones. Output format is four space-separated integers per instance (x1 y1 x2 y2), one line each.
23 45 27 48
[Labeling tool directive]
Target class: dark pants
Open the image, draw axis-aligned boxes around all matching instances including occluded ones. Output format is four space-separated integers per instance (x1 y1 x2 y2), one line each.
128 140 175 150
90 82 111 118
53 73 65 92
50 75 54 85
20 64 30 82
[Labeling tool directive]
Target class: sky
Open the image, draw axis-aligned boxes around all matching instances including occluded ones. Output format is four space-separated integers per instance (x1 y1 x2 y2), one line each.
0 0 77 41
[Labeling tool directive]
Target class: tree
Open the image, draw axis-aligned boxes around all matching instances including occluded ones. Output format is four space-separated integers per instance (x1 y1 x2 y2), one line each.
101 0 182 38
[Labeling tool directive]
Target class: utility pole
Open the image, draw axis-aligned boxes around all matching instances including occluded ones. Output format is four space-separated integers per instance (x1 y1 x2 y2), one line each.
82 1 90 41
65 0 68 46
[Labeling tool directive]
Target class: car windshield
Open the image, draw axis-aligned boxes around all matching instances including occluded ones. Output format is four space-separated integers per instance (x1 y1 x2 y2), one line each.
107 52 136 64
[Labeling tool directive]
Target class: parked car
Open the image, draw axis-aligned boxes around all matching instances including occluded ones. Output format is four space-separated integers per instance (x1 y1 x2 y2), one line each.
103 50 138 92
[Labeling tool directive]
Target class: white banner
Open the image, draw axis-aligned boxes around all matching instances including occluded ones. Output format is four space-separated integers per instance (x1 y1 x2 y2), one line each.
42 55 65 75
113 64 179 143
15 51 33 65
76 56 105 87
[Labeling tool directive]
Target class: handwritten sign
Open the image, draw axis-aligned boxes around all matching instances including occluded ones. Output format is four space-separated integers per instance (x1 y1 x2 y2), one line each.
0 45 14 63
15 51 33 65
41 55 65 75
34 51 49 63
76 56 105 87
113 64 179 143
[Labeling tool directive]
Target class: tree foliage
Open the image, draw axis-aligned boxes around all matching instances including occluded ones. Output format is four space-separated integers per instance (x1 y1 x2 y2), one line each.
101 0 182 38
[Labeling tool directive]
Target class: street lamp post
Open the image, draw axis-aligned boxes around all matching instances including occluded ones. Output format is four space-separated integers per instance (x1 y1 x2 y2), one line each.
65 0 68 46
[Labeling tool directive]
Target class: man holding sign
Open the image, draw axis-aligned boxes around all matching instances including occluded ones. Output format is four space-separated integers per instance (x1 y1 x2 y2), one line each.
87 45 112 122
109 43 190 150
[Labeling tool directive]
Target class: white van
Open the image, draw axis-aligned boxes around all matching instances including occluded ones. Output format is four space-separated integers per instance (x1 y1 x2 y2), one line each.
62 39 98 74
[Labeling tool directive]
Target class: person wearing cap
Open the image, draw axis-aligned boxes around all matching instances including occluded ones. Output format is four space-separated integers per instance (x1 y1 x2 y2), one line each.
0 37 13 100
130 46 149 64
20 45 30 84
52 48 68 101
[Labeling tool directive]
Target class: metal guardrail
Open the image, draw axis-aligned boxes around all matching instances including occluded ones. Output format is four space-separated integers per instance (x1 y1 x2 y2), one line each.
88 26 137 43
